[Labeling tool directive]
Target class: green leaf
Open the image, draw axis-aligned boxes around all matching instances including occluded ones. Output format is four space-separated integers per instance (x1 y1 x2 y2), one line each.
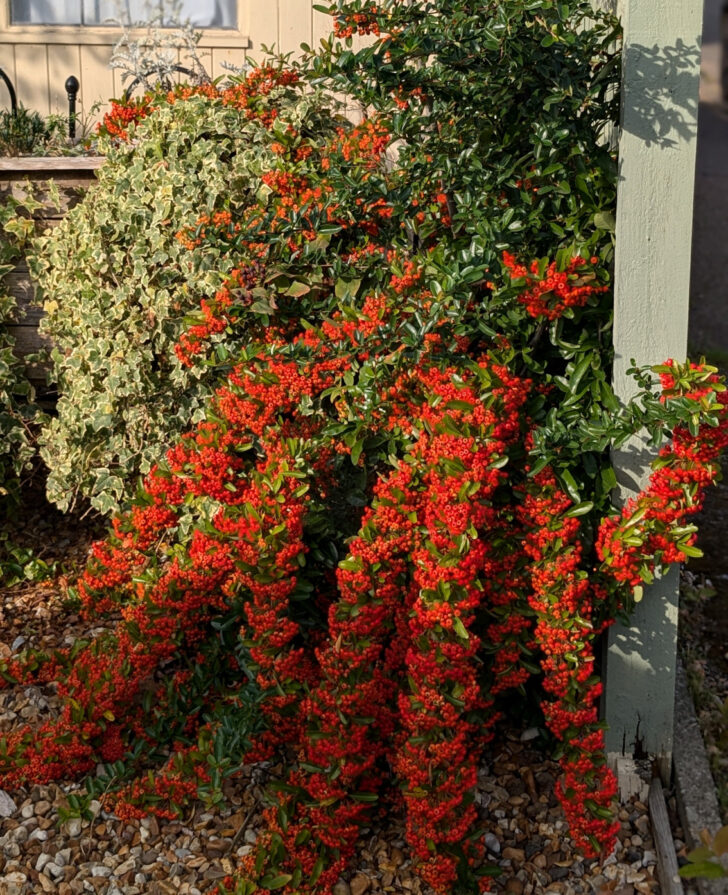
557 469 581 503
679 862 727 880
260 873 294 889
452 614 469 641
309 856 325 886
686 846 716 863
565 502 593 518
350 439 364 466
335 277 362 300
713 826 728 856
286 281 311 298
351 791 378 802
600 465 618 493
593 211 616 232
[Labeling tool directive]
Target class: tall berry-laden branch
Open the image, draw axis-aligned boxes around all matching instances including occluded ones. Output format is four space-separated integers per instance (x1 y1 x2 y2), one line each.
519 468 618 857
597 361 728 591
394 362 530 894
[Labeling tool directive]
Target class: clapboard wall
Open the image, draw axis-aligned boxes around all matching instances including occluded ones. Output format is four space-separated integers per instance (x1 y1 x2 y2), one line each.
0 0 330 127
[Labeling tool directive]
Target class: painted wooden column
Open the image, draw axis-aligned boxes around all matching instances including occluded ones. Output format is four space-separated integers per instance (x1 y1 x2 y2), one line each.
603 0 703 779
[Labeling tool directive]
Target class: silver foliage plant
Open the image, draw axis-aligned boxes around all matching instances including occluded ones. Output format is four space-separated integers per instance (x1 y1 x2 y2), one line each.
108 0 212 94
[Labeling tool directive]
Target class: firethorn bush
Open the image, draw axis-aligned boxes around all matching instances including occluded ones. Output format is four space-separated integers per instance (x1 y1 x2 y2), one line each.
2 2 726 894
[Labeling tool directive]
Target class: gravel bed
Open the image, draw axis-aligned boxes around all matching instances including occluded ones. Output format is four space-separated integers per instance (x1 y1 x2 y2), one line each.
0 504 665 895
0 748 662 895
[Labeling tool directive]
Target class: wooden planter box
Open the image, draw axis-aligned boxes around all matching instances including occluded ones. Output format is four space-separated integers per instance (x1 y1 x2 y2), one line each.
0 156 104 382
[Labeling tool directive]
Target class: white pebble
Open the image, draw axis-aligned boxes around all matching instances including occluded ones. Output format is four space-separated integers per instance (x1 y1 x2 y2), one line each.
116 857 136 875
484 832 501 855
46 862 64 879
36 853 52 873
91 865 112 878
520 727 540 741
65 817 82 837
0 790 17 818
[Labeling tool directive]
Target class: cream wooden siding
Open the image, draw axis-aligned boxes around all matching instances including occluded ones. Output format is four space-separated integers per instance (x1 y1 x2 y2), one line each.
0 0 328 126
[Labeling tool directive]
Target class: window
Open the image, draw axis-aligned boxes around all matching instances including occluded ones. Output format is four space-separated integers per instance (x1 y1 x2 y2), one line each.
10 0 237 28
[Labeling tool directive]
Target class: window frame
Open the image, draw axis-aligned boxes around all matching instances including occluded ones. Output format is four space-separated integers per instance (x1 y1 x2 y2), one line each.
0 0 249 47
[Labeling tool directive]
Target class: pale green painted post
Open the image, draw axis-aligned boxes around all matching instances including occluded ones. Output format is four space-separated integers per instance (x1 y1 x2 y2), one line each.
603 0 703 779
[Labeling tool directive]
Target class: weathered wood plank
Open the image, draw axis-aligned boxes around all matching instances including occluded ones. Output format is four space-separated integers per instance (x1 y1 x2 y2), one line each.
648 778 685 895
7 325 52 358
0 165 96 379
0 186 91 220
4 272 41 323
0 157 104 172
31 217 66 231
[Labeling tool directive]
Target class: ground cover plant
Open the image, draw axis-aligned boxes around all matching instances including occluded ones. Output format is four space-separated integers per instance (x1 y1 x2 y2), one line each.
1 1 728 894
0 106 71 158
30 71 336 513
0 187 44 507
679 825 728 881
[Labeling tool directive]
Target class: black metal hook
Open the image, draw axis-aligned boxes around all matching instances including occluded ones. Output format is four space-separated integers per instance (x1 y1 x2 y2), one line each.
0 68 17 116
123 65 198 101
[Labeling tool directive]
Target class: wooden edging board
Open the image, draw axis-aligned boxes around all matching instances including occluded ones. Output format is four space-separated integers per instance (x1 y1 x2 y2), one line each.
0 157 105 172
673 662 728 895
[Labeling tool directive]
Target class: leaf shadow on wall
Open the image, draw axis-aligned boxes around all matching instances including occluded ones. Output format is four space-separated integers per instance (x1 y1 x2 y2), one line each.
620 38 701 149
